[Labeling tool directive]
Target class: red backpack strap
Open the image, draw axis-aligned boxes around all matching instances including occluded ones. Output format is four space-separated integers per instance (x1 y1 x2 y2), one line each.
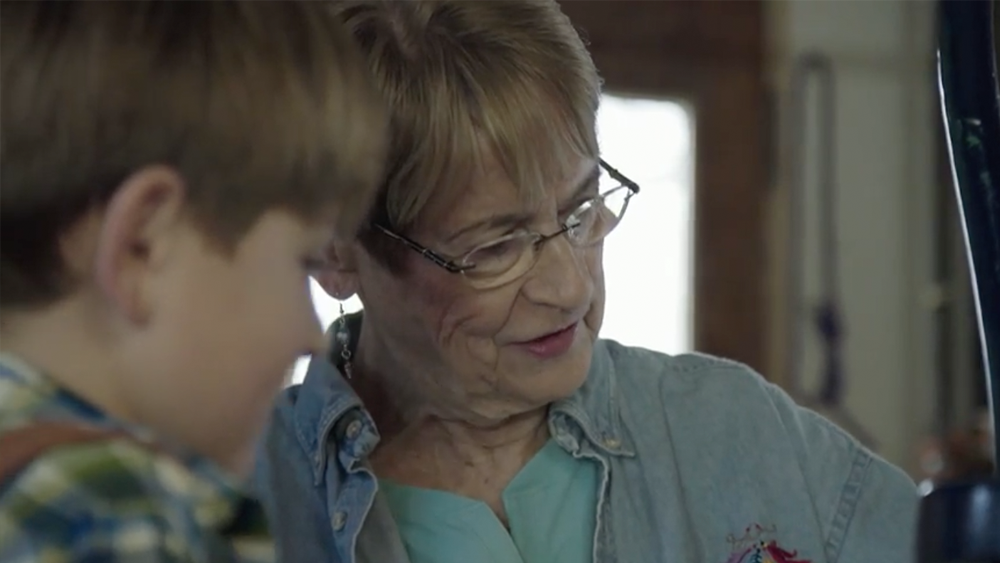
0 422 134 484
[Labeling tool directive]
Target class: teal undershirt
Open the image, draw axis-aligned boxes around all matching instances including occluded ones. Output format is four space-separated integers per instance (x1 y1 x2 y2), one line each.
379 439 599 563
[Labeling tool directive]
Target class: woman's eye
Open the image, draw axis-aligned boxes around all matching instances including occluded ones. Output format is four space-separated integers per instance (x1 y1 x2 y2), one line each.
477 240 515 258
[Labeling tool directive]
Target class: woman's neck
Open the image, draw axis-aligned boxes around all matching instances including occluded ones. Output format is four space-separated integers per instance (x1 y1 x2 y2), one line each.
370 402 549 522
348 325 550 500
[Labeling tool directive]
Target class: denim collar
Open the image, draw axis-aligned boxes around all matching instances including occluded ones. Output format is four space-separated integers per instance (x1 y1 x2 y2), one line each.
290 314 636 484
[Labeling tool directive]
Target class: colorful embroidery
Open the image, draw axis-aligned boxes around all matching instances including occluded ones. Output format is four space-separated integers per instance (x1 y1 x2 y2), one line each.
725 524 811 563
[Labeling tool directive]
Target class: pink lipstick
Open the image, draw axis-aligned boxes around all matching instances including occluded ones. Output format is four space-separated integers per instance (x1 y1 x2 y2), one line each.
518 322 578 359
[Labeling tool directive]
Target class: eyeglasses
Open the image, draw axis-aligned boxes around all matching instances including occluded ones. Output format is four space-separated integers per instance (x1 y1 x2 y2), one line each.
374 159 640 289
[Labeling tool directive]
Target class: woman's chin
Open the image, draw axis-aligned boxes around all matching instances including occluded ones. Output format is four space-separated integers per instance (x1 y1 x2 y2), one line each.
524 339 594 402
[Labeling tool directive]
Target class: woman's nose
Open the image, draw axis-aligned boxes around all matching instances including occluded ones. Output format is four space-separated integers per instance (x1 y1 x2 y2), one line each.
522 234 592 310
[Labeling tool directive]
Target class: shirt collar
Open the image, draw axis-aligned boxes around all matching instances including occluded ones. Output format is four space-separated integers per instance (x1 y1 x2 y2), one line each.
290 313 369 483
550 339 636 457
289 313 636 483
0 352 49 387
0 352 131 426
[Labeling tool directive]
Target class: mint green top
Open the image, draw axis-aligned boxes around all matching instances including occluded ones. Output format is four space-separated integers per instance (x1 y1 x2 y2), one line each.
379 439 599 563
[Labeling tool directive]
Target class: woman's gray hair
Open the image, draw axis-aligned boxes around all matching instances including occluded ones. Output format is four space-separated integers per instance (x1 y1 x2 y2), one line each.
333 0 602 269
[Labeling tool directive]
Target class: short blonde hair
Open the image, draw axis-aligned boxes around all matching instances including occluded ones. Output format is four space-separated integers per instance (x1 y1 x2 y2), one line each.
334 0 601 266
1 1 388 309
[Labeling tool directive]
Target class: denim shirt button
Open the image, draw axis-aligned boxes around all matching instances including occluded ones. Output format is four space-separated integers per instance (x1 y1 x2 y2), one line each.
603 437 621 448
345 420 363 440
331 510 348 531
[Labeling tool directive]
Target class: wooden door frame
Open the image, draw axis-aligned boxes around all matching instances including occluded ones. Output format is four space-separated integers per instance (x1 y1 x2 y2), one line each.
560 0 770 372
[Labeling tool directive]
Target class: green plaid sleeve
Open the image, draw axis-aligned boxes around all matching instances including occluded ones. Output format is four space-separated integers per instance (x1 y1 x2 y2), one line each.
0 439 274 563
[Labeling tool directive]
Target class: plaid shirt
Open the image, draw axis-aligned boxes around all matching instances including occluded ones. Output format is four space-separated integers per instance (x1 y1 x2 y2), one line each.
0 355 275 563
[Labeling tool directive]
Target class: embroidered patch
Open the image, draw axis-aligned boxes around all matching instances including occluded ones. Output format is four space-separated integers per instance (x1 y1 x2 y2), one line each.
725 524 811 563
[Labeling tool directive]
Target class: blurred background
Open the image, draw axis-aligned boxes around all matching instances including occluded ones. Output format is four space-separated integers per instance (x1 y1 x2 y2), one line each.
296 0 996 483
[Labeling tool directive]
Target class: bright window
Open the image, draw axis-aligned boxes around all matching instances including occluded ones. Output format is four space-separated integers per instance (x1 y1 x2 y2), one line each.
598 94 694 355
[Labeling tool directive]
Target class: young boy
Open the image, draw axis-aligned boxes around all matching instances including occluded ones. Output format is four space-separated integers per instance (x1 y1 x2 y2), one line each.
0 2 387 561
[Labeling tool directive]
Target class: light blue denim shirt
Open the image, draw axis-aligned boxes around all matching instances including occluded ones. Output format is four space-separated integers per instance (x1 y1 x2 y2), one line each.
253 338 918 563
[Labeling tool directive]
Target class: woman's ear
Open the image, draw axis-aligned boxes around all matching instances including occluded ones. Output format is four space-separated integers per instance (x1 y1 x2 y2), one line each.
314 239 359 300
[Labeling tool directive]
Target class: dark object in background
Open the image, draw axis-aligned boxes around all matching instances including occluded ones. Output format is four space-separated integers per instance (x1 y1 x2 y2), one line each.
785 53 878 450
919 480 1000 562
923 0 1000 561
919 410 995 482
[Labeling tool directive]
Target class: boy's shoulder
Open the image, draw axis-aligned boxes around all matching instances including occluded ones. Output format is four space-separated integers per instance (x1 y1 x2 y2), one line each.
1 434 194 552
0 358 273 563
0 428 274 563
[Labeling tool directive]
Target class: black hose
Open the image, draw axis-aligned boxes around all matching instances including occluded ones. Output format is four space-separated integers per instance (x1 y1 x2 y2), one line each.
938 0 1000 474
918 1 1000 560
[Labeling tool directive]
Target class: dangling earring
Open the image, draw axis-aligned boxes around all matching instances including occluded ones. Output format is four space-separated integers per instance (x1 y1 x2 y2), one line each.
336 300 353 379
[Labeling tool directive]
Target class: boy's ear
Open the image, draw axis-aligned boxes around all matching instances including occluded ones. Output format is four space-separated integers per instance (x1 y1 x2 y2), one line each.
92 165 187 324
314 239 359 300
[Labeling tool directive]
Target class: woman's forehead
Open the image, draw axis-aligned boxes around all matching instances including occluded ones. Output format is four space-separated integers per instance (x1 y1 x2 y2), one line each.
420 154 598 239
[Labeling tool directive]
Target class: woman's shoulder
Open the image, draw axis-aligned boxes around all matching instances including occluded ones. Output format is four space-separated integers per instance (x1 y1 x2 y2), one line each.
589 338 914 498
594 338 775 403
586 339 916 562
592 338 870 459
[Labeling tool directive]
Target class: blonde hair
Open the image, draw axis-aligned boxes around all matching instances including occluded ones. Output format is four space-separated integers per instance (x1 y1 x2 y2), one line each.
334 0 601 266
1 1 388 309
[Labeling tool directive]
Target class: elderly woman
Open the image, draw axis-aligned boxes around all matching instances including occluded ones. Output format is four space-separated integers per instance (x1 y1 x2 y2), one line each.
253 1 917 562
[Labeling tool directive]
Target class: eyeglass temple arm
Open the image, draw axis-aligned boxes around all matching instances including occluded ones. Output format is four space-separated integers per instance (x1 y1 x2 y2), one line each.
600 158 640 194
372 224 466 273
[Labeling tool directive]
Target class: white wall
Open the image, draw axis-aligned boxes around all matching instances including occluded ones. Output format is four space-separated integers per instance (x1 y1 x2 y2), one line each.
767 0 940 473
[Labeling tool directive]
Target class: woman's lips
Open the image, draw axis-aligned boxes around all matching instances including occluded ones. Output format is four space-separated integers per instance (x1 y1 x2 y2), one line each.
517 322 578 358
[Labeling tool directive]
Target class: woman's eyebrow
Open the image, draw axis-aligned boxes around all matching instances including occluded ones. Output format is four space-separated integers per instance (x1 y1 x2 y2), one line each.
444 212 531 244
444 164 601 243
